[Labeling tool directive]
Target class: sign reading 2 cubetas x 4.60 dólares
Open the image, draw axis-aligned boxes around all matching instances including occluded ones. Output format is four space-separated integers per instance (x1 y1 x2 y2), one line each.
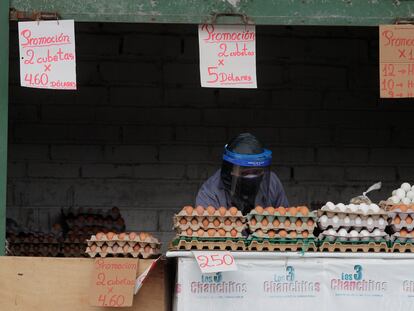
18 20 77 90
198 24 257 88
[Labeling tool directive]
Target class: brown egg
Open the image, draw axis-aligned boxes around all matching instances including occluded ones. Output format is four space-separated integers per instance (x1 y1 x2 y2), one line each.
191 218 198 226
213 218 221 227
290 231 297 238
207 229 216 237
302 231 309 238
289 207 298 216
284 219 291 227
307 219 314 226
180 218 187 225
265 206 275 215
96 232 104 240
400 205 409 212
224 218 232 226
133 244 140 252
273 219 280 227
295 219 303 227
235 220 243 227
256 229 264 237
278 207 286 216
196 205 205 216
202 218 209 227
186 228 193 236
279 230 287 238
207 206 216 215
218 206 227 216
262 218 269 226
229 207 238 216
144 245 151 253
112 244 119 252
218 229 226 237
101 245 108 252
268 230 276 238
250 218 257 226
90 244 97 252
299 206 309 216
255 206 264 214
139 232 148 241
401 229 408 237
129 232 137 241
230 229 238 237
407 216 413 225
184 206 193 215
197 229 205 237
394 216 401 225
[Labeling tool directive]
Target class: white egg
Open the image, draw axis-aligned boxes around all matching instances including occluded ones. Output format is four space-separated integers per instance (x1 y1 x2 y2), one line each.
348 204 358 213
355 217 362 225
392 190 397 196
390 196 401 204
336 203 345 209
343 216 351 225
338 228 348 237
319 215 328 223
326 202 336 210
407 191 414 200
396 188 407 199
373 229 381 236
360 205 369 215
337 204 347 212
350 230 359 237
370 204 380 213
321 205 328 211
328 229 337 235
367 217 374 226
360 230 370 237
332 215 339 224
402 197 411 205
401 183 412 192
378 218 385 226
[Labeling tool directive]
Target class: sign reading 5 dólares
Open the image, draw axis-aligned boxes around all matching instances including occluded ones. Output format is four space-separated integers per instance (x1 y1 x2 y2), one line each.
18 20 77 90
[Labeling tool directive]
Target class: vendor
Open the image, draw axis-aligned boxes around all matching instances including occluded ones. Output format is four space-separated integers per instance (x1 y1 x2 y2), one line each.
196 133 289 214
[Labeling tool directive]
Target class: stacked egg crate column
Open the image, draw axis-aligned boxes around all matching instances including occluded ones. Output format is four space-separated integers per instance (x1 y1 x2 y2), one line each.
85 232 161 258
6 231 62 257
388 204 414 252
171 206 246 251
247 206 318 252
318 202 388 252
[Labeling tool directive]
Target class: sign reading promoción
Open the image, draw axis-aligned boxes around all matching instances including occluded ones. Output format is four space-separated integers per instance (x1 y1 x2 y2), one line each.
89 258 138 307
198 24 257 88
18 20 77 90
193 251 237 274
379 25 414 98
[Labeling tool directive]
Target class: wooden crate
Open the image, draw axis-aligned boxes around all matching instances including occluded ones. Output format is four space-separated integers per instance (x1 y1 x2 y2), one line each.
0 256 168 311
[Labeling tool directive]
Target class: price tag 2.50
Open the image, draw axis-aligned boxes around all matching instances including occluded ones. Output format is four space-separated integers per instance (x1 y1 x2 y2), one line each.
192 251 237 274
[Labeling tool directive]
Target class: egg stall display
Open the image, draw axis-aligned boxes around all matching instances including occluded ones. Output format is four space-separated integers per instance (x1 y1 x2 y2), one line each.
85 232 161 258
318 202 389 252
170 206 247 251
381 182 414 209
246 206 318 252
387 204 414 252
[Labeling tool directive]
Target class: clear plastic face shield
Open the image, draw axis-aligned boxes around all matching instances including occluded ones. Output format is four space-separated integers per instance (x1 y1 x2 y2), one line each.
222 146 272 214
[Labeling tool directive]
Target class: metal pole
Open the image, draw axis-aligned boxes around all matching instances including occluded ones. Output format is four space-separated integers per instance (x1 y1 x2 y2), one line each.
0 0 9 255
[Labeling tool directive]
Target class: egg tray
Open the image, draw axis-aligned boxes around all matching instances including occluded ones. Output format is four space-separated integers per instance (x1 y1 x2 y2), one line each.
246 213 316 223
85 247 160 259
169 237 246 251
390 233 414 243
177 230 243 238
86 240 161 251
389 222 414 232
319 241 389 253
174 215 245 225
88 234 160 246
173 221 245 233
317 209 387 220
7 239 61 244
251 231 314 240
389 240 414 253
388 210 414 220
247 238 317 252
176 209 244 218
248 222 316 233
380 201 414 211
318 219 387 231
318 232 388 243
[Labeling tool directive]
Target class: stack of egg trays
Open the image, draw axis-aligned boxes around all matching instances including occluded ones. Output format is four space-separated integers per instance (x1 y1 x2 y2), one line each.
8 233 61 257
389 206 414 243
247 209 317 239
317 208 388 243
86 234 161 259
173 209 246 238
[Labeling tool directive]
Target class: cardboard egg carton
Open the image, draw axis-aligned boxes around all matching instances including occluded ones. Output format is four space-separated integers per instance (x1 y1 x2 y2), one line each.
390 241 414 253
319 241 388 253
88 232 160 246
390 232 414 243
317 209 387 219
177 228 243 238
251 230 314 239
247 239 317 252
247 207 316 222
389 218 414 231
388 206 414 219
248 219 316 233
176 206 244 218
169 237 246 251
319 229 388 242
85 243 161 259
173 216 245 232
318 216 387 231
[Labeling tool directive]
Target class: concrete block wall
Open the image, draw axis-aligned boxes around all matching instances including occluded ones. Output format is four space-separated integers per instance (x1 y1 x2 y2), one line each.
7 23 414 246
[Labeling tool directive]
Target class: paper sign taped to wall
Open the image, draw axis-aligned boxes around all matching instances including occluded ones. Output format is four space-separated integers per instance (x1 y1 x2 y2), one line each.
18 20 77 90
379 25 414 98
89 258 138 307
198 24 257 88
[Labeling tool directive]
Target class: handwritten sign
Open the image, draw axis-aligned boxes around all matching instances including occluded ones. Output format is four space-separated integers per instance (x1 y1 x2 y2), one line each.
198 24 257 88
380 25 414 98
18 20 77 90
89 258 138 307
192 251 237 274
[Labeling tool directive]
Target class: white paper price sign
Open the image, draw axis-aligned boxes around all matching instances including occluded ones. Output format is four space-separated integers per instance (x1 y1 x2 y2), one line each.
198 24 257 88
192 251 237 274
18 20 77 90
